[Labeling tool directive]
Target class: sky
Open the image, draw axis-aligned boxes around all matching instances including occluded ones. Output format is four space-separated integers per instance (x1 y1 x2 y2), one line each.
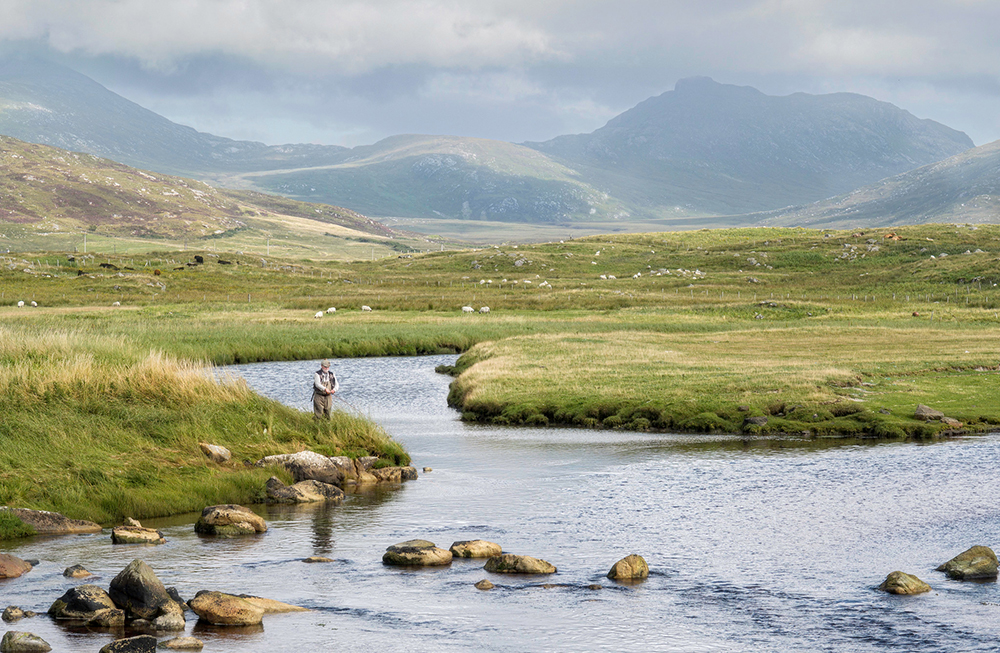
1 0 998 148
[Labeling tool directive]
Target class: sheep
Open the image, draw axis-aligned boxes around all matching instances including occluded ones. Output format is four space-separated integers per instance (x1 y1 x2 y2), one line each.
30 301 37 307
479 306 490 314
361 305 372 312
462 306 474 313
314 311 324 319
326 307 336 314
112 301 121 307
17 300 24 307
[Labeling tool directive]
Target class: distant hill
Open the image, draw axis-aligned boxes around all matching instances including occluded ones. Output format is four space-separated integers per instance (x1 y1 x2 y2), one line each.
754 139 1000 228
0 58 976 226
528 77 974 215
0 135 428 258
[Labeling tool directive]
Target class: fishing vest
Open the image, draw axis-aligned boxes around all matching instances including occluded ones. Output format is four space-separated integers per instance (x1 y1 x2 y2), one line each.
316 369 336 391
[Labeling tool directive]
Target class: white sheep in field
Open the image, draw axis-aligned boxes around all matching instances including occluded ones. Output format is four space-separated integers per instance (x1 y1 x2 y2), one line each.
30 301 37 307
361 305 372 312
479 306 490 313
462 306 474 313
112 301 121 307
326 307 336 314
17 300 24 307
314 311 324 319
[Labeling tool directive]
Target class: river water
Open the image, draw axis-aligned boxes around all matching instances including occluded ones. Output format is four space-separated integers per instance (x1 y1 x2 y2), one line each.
4 354 1000 652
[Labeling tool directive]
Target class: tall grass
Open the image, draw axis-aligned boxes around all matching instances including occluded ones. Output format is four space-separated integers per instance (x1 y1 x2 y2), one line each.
0 324 407 533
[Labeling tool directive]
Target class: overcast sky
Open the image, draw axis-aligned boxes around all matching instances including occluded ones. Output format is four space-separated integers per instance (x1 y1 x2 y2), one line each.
2 0 998 147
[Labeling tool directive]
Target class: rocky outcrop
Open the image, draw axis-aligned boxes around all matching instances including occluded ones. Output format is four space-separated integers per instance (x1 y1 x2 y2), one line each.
483 554 556 574
198 443 231 464
108 560 174 621
0 554 32 579
450 540 502 559
382 540 453 566
98 635 156 653
63 564 91 578
0 507 101 535
188 591 264 626
264 477 344 504
914 404 945 421
607 554 649 581
255 451 416 488
936 545 998 580
48 585 117 620
878 571 931 595
0 631 51 653
194 505 267 537
111 519 166 545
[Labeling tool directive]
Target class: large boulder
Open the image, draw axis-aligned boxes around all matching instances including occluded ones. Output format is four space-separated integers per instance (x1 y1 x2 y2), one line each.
198 443 231 464
878 571 931 595
48 585 117 620
111 521 165 545
188 591 264 626
0 631 51 653
382 540 453 566
450 540 503 559
108 559 173 620
264 477 344 504
936 545 998 579
255 451 353 487
0 554 32 579
194 505 266 537
484 554 557 574
0 507 100 535
607 554 649 581
98 635 156 653
87 609 126 628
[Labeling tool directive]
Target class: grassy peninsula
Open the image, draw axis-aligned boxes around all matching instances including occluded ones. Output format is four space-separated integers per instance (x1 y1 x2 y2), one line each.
2 223 1000 539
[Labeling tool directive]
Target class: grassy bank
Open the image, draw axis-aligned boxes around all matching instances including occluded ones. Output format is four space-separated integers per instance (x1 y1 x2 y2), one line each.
0 324 407 538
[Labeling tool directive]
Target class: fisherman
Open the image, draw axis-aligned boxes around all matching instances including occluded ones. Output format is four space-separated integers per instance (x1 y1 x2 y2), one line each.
312 359 339 419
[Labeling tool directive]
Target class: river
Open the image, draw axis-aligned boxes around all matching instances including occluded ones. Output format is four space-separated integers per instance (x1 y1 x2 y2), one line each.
3 354 1000 651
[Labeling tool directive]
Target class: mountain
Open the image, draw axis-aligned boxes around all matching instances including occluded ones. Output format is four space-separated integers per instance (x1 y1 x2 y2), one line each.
0 55 350 175
528 77 974 216
0 58 976 226
754 139 1000 228
0 135 425 258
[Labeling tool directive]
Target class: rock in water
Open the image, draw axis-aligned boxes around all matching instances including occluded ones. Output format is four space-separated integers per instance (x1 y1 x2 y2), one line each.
194 505 267 536
474 579 495 590
188 591 264 626
48 585 117 620
607 554 650 581
936 545 999 579
303 556 333 563
0 554 32 579
63 564 91 578
87 609 125 628
159 638 204 651
0 631 52 653
382 540 453 566
264 476 344 504
198 442 231 464
108 559 173 620
237 595 309 613
111 524 166 545
483 554 557 574
98 635 156 653
878 571 931 595
2 607 30 623
450 540 503 559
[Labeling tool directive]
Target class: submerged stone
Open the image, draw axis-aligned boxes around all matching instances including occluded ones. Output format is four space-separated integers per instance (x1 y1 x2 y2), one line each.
878 571 931 595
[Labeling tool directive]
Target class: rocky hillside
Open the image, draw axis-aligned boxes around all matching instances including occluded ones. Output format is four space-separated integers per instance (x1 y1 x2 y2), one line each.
529 77 974 215
755 139 1000 228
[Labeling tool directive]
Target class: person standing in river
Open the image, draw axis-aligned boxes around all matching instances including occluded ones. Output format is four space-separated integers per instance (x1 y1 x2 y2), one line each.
313 359 339 419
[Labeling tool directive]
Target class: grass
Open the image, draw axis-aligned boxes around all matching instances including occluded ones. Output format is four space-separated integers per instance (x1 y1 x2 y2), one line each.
0 323 408 536
2 223 1000 537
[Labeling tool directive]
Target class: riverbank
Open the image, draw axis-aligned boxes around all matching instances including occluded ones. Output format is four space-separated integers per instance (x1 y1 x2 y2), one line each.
0 324 407 539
